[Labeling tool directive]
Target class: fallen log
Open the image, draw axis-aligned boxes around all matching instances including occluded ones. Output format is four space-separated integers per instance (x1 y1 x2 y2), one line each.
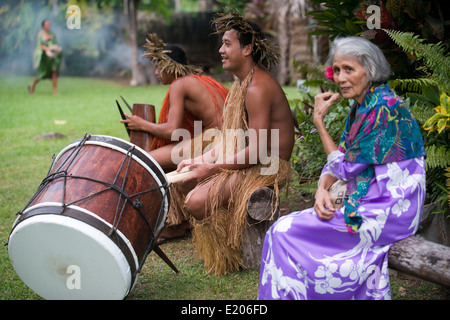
389 236 450 287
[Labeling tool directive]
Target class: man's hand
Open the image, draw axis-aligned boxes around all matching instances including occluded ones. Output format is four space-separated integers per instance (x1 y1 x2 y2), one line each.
120 113 145 131
177 159 220 183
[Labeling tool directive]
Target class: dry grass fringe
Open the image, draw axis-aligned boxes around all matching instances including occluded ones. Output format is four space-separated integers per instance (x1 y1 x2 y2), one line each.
190 69 290 275
142 33 203 79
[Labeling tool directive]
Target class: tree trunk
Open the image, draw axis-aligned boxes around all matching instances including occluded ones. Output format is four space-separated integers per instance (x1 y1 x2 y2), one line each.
276 3 291 85
125 0 147 86
199 0 215 12
51 0 58 15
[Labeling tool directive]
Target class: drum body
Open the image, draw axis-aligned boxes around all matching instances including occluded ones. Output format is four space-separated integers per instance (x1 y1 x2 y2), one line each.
8 135 169 300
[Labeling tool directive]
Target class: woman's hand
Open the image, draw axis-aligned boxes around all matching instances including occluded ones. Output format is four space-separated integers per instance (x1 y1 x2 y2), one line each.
314 186 336 221
313 92 340 126
313 92 341 156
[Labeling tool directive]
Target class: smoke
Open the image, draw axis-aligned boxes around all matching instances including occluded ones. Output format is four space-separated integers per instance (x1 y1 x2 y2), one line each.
0 2 140 78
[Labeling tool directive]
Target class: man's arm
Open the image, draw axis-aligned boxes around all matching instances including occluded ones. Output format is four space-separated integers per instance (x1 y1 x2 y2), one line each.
121 81 186 139
180 80 271 182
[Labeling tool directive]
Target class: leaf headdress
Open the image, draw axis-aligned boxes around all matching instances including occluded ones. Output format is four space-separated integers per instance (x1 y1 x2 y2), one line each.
211 10 279 71
142 33 203 78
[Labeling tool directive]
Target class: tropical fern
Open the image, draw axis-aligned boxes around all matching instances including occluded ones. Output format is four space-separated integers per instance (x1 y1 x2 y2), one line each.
425 145 450 170
384 29 450 92
407 96 436 123
389 78 438 94
385 29 449 213
295 180 319 196
426 143 450 211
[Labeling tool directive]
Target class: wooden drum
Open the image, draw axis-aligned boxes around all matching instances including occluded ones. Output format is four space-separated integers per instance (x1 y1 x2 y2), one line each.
7 135 169 300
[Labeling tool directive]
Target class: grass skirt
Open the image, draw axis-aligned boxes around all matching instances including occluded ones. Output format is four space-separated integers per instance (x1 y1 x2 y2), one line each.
192 159 290 275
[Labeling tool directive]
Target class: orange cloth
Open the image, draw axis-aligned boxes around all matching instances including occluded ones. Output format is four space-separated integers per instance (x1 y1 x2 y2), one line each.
151 74 229 150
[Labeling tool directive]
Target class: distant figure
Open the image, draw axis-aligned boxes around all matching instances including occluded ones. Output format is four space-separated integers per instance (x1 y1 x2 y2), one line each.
29 20 62 95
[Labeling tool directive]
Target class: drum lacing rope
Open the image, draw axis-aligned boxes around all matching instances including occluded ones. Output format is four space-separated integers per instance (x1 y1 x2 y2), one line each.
16 134 92 215
16 134 170 255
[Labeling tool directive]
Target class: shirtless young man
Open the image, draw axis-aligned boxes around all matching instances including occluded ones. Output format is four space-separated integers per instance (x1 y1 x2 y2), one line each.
121 35 228 172
176 13 294 275
178 19 294 219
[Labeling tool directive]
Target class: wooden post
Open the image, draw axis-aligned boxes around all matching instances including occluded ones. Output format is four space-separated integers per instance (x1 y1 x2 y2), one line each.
243 187 280 269
129 104 155 152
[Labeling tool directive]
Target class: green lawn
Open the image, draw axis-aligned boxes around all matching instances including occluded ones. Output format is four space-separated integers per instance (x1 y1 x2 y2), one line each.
0 75 164 299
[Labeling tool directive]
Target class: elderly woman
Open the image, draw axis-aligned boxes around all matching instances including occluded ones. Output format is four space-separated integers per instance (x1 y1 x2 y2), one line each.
258 37 426 300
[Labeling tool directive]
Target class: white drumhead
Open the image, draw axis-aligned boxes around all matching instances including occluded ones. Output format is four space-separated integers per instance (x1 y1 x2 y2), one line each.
8 214 133 300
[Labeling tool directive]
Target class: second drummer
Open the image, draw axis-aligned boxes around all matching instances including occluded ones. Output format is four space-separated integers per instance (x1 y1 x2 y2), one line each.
120 33 229 243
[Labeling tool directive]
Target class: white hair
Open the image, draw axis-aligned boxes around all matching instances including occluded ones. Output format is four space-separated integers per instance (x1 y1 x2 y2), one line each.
326 36 391 83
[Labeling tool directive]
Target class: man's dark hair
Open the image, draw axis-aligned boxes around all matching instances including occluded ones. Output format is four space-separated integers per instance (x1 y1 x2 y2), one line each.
231 20 264 64
212 11 279 70
164 44 188 65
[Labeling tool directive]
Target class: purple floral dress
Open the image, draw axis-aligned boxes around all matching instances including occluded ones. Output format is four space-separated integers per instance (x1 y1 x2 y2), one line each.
258 84 426 300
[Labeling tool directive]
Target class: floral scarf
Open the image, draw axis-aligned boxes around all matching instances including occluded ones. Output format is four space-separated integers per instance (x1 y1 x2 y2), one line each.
338 83 426 233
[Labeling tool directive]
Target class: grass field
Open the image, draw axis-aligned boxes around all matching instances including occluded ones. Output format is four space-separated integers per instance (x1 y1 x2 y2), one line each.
0 75 447 301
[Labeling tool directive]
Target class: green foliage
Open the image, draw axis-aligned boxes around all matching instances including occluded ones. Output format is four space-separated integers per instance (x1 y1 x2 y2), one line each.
216 0 249 13
96 0 173 20
425 145 450 170
306 0 449 79
307 0 363 39
384 29 450 92
384 29 450 211
0 1 52 73
423 93 450 135
289 61 350 195
292 180 319 196
389 78 439 95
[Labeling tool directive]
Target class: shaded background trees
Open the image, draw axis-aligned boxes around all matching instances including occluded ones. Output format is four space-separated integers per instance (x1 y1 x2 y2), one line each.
0 0 330 85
